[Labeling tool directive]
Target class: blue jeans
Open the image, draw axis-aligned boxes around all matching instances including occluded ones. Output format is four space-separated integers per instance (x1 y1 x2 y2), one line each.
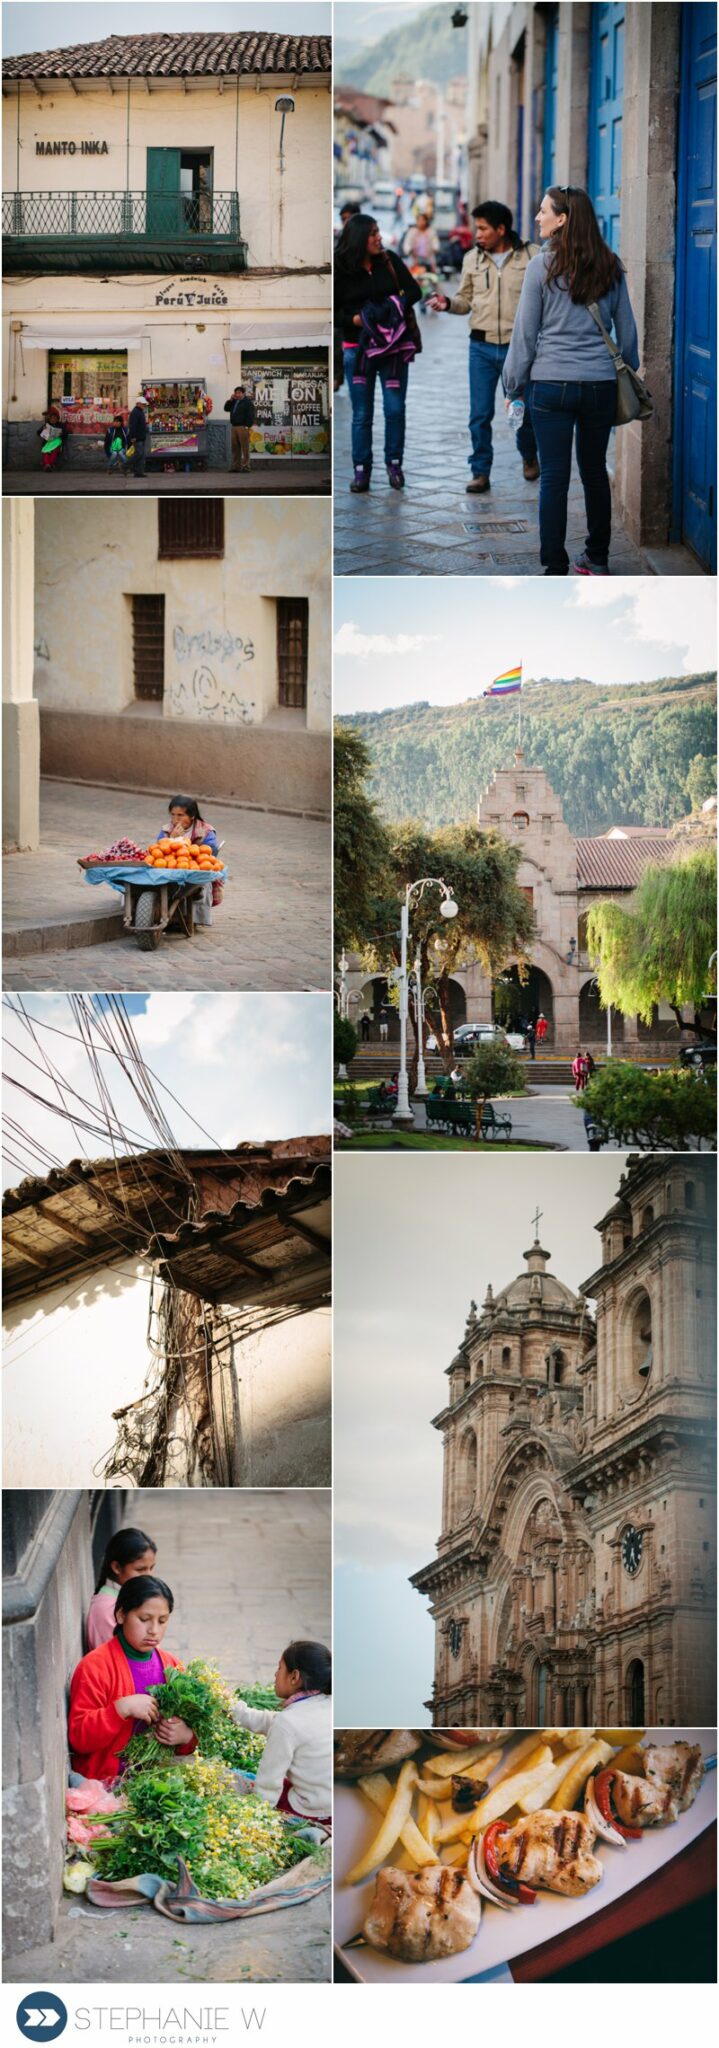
529 379 616 572
344 346 409 469
468 338 537 476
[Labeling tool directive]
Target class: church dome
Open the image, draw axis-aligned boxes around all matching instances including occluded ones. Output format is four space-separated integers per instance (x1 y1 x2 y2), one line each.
486 1233 582 1315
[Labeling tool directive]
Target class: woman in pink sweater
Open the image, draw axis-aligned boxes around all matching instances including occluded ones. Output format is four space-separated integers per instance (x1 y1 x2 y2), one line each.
86 1527 157 1650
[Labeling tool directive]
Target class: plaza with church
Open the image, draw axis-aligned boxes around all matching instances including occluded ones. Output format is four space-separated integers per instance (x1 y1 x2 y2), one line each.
411 1160 717 1729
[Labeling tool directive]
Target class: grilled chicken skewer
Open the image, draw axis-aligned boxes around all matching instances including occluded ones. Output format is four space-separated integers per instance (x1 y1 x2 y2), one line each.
494 1810 603 1898
334 1731 423 1779
644 1743 704 1812
360 1865 481 1961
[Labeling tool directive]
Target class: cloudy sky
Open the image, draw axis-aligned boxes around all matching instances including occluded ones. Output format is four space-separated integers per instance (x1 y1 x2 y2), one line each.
334 1150 629 1724
2 992 330 1191
3 2 331 55
334 577 718 716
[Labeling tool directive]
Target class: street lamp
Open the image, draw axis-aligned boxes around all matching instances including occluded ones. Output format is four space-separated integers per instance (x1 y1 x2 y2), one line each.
395 878 458 1124
335 949 361 1079
408 952 439 1098
275 95 295 168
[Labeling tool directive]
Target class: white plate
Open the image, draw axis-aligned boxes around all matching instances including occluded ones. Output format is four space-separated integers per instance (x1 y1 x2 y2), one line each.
334 1729 717 1982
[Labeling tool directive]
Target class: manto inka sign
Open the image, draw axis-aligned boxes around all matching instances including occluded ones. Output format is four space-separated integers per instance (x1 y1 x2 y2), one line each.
36 140 109 155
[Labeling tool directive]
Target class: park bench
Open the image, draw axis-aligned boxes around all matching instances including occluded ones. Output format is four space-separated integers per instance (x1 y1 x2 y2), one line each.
426 1097 475 1137
479 1102 513 1142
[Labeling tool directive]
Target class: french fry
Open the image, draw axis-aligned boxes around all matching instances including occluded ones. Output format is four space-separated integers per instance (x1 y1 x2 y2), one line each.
549 1738 613 1810
516 1752 594 1814
415 1752 503 1799
441 1842 471 1866
356 1768 438 1871
553 1728 597 1752
423 1743 497 1777
597 1729 646 1748
495 1732 557 1776
610 1743 646 1775
346 1760 418 1881
434 1754 555 1843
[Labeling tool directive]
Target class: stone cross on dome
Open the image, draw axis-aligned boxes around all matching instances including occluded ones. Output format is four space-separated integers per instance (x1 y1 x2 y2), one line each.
531 1205 543 1241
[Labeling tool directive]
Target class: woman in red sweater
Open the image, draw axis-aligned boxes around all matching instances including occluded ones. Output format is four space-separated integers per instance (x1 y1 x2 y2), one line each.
68 1576 197 1785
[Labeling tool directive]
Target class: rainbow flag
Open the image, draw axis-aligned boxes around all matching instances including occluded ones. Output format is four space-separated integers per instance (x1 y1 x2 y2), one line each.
484 665 522 698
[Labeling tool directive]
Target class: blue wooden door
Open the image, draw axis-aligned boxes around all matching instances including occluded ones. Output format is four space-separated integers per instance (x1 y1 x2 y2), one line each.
588 4 625 251
542 5 559 193
674 3 717 571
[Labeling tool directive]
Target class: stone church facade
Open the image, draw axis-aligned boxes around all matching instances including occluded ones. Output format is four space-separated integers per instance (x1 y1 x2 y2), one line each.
411 1159 717 1727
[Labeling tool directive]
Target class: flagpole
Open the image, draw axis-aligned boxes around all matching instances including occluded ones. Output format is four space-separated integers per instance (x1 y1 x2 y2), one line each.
518 686 522 753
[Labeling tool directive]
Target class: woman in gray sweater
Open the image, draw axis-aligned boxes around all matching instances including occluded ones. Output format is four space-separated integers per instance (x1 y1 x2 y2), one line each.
503 186 640 575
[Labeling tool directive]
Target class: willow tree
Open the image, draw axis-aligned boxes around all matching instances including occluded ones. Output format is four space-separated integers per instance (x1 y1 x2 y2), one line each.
585 846 717 1035
369 820 535 1075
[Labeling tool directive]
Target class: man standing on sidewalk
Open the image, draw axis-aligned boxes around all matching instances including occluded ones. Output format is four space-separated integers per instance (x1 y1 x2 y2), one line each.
126 393 149 478
431 200 540 494
224 385 256 473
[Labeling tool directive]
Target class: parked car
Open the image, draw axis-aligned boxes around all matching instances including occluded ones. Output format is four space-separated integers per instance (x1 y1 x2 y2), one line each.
453 1023 510 1053
504 1029 528 1052
679 1041 717 1072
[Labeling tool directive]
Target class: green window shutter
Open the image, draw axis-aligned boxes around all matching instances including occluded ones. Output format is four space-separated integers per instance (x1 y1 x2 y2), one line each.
146 148 182 235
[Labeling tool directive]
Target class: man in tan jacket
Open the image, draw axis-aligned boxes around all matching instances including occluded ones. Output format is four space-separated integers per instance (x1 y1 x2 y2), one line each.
431 199 540 493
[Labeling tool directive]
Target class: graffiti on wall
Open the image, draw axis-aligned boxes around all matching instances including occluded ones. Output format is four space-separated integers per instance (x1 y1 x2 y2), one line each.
169 623 257 721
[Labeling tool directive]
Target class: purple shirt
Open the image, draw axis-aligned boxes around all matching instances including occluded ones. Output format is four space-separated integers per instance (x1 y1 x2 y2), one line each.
123 1646 165 1745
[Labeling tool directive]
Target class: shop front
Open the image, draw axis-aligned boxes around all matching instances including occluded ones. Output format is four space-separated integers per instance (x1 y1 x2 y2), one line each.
48 349 128 437
3 289 331 471
242 351 330 460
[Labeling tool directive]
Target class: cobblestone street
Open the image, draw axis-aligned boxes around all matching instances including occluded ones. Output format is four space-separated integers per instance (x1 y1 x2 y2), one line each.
334 308 647 577
3 783 330 992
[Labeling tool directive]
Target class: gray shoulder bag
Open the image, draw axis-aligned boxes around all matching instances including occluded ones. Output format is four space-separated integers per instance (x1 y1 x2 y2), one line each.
587 300 653 425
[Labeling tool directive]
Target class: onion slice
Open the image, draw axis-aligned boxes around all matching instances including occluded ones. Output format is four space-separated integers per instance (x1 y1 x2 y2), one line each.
585 1774 627 1849
471 1835 520 1909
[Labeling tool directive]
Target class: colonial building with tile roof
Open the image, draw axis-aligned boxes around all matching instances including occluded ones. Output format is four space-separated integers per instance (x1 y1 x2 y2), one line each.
412 1160 717 1726
344 749 685 1057
2 28 332 470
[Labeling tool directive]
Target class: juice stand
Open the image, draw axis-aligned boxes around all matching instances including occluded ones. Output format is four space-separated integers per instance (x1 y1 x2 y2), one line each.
141 378 212 467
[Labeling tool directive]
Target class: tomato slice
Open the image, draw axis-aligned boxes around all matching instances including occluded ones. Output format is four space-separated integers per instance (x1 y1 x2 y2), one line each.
594 1768 642 1841
483 1821 537 1904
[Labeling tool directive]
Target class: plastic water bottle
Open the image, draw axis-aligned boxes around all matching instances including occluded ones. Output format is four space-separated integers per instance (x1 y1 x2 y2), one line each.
508 398 525 430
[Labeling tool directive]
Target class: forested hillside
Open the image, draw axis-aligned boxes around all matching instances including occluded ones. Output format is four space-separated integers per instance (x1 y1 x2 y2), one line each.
339 2 468 94
340 675 717 837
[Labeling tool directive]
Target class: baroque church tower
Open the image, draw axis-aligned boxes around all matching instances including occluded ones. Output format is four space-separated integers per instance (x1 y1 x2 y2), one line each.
412 1163 716 1727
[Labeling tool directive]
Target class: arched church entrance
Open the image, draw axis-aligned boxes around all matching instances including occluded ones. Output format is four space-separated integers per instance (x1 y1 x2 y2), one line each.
626 1658 646 1721
359 976 400 1044
494 966 554 1040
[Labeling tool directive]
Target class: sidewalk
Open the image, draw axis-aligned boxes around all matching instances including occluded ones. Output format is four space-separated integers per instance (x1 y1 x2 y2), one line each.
334 310 650 576
3 782 330 991
4 1489 331 1985
4 462 330 497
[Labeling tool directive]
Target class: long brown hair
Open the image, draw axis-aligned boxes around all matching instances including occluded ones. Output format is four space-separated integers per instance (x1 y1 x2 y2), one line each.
544 186 623 304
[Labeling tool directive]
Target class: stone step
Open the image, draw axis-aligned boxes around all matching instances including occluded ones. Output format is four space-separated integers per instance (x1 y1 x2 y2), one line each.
4 908 125 958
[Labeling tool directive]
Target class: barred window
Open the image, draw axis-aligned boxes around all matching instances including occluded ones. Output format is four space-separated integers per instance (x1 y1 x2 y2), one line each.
132 594 165 700
158 500 225 558
277 598 309 708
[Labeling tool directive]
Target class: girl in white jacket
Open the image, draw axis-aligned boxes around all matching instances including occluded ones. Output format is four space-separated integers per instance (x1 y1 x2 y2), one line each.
232 1640 331 1826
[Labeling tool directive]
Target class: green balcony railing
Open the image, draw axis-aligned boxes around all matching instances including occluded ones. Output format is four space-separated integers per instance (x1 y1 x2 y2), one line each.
4 188 242 239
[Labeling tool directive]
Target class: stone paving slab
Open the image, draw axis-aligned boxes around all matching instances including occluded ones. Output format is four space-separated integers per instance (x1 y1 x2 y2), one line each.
3 782 331 992
334 310 650 578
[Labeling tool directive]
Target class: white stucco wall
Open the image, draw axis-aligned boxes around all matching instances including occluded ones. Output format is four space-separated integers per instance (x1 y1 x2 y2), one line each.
2 77 331 271
2 1258 153 1488
33 497 331 730
233 1305 332 1488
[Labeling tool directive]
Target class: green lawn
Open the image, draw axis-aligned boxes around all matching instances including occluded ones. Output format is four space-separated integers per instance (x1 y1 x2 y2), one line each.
335 1133 542 1152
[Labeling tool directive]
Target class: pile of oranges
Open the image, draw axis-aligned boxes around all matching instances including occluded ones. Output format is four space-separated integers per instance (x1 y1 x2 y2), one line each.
143 838 224 873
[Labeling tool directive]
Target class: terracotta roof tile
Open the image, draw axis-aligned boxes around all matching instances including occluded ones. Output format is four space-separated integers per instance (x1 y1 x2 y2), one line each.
3 32 331 81
576 834 673 890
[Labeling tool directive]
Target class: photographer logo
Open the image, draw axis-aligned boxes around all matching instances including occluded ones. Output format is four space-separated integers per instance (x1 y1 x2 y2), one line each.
16 1994 68 2042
